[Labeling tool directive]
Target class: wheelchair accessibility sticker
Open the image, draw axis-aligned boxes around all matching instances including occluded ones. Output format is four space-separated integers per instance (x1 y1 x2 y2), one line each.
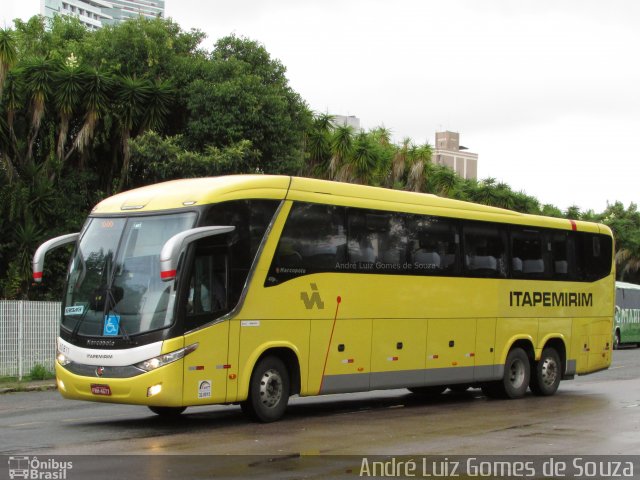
103 314 121 337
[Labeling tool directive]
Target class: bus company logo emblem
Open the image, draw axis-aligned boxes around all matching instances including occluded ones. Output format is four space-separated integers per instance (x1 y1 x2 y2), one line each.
300 283 324 310
96 366 104 377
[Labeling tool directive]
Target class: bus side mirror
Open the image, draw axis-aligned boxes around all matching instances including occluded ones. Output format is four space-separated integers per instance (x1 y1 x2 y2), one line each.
32 233 80 282
159 226 235 282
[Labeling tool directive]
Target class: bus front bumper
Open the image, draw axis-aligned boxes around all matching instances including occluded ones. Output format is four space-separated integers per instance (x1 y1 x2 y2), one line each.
55 360 184 407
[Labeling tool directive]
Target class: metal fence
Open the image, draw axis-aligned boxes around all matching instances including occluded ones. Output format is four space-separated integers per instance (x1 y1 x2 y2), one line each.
0 300 60 379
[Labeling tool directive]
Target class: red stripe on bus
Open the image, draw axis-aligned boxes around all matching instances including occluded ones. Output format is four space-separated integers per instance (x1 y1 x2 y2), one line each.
160 270 176 280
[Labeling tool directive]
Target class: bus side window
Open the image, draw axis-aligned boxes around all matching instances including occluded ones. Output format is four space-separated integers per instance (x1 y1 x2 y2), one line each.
463 223 507 278
511 228 550 279
550 232 570 279
185 249 228 330
267 203 347 285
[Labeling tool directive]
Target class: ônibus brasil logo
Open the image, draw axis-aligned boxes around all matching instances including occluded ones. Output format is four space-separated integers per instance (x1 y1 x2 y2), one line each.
8 456 72 479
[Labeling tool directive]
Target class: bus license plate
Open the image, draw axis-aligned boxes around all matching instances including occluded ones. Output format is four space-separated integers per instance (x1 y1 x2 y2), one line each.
91 384 112 396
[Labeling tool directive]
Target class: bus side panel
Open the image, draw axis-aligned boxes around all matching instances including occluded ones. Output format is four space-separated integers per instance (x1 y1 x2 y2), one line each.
495 317 538 364
183 321 229 405
474 317 497 381
425 318 476 385
370 319 427 389
317 319 372 394
572 317 612 374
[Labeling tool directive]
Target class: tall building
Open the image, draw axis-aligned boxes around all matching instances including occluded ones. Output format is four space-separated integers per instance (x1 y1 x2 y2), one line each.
40 0 165 29
102 0 165 25
41 0 113 30
432 131 478 180
332 115 362 132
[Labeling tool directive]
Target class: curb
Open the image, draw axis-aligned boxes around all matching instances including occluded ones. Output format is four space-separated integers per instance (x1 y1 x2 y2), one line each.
0 383 57 394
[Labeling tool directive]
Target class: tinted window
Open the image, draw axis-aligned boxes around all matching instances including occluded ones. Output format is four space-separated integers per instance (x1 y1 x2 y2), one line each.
347 210 407 269
406 216 459 275
463 223 507 278
267 203 346 285
511 228 550 279
575 232 612 281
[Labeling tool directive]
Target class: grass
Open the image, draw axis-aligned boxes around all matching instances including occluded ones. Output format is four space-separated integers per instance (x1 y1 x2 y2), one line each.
0 363 55 384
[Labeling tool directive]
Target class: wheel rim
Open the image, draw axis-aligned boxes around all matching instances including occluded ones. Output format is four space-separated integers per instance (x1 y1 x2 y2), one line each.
540 357 558 388
259 368 283 408
509 358 526 389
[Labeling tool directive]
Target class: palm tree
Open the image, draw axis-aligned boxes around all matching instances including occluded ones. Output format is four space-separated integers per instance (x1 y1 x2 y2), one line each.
139 78 173 133
406 143 432 192
329 124 353 180
22 57 57 162
429 164 460 197
390 138 411 187
338 132 379 184
53 61 87 161
115 75 151 189
0 28 17 97
72 68 112 161
616 247 640 281
305 114 333 177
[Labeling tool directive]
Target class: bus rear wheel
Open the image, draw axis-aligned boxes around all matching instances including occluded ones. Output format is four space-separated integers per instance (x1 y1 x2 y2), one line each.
529 347 561 396
241 355 290 423
483 347 530 399
613 331 621 350
148 406 186 417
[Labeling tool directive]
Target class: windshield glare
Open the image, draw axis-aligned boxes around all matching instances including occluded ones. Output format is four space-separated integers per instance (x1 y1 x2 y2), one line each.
63 213 197 337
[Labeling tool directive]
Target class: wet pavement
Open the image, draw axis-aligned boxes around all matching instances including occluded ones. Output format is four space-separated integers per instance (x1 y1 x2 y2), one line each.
0 349 638 478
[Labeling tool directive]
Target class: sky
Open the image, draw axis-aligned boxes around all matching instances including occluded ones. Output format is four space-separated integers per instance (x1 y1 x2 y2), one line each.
2 0 639 213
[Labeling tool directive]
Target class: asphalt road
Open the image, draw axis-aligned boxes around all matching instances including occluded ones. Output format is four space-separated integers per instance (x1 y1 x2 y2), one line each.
1 349 639 479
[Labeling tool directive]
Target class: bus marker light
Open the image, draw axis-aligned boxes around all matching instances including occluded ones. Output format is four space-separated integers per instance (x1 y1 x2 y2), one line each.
57 379 66 392
229 374 237 380
342 359 354 364
428 355 439 360
452 361 458 366
357 367 364 372
160 269 177 281
216 364 232 369
465 353 475 357
387 356 399 362
147 384 162 397
188 366 205 371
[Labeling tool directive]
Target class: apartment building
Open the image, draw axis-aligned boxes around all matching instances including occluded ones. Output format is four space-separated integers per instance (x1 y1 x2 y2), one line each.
432 131 478 180
40 0 165 29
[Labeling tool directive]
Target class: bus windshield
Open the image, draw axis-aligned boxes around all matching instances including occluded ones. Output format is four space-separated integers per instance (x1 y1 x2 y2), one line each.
62 212 197 337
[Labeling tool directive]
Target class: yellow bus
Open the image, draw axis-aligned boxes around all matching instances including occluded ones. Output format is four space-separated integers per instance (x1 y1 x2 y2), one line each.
33 175 615 422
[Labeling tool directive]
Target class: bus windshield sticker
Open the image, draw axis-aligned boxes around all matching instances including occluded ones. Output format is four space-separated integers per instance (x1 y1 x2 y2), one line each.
103 314 121 336
64 305 84 316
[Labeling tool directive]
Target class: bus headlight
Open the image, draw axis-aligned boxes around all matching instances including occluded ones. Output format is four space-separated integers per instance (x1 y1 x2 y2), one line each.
57 350 71 366
134 343 198 372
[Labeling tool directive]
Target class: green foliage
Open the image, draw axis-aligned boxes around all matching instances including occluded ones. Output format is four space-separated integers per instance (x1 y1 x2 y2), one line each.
0 13 638 301
29 363 54 380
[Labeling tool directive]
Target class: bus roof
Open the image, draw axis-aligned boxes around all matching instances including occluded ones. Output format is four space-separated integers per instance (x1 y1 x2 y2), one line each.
616 281 640 290
91 175 609 235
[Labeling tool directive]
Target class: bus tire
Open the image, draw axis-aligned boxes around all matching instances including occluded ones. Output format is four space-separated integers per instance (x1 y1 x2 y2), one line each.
613 331 620 350
148 406 186 417
484 347 530 399
241 355 290 423
529 347 561 396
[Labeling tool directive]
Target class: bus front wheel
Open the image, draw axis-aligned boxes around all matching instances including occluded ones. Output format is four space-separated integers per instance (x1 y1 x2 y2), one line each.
148 406 186 417
241 355 290 423
529 347 561 396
